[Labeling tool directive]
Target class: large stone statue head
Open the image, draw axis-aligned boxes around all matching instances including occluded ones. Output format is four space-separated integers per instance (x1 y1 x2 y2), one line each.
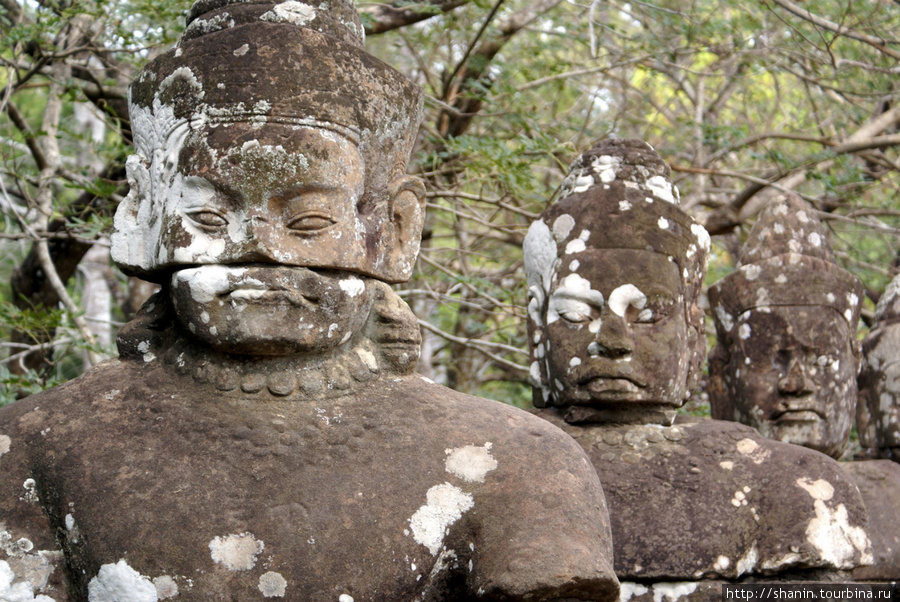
110 0 425 357
523 139 710 424
857 273 900 460
708 195 863 458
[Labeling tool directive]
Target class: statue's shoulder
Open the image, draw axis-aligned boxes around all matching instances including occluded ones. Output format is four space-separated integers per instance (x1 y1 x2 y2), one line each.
843 459 900 580
0 359 138 435
386 375 594 459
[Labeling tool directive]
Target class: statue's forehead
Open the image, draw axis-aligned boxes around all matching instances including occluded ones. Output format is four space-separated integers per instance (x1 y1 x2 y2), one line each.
554 248 683 294
738 305 850 348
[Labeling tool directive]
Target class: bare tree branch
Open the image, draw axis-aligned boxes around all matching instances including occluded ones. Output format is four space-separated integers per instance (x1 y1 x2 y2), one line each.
360 0 471 35
768 0 900 60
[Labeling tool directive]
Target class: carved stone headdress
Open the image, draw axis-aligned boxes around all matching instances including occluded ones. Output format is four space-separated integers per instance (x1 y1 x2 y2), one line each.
112 0 424 282
708 195 863 343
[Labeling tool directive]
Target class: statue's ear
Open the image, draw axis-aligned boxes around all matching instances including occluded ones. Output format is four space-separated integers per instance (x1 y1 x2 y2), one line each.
383 175 426 281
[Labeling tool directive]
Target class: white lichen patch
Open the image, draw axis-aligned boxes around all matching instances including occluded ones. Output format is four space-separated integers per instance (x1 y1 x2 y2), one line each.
691 223 711 250
0 559 56 602
153 576 179 599
209 533 264 571
796 477 872 567
339 277 365 297
742 264 761 281
444 443 498 483
408 483 474 555
339 595 354 602
736 544 759 576
658 216 669 230
88 560 157 602
547 273 604 324
619 582 649 602
651 581 698 602
261 1 317 26
719 461 734 471
796 477 834 501
565 239 586 255
608 284 647 317
715 306 734 332
646 175 677 204
258 571 287 597
22 479 38 504
738 324 751 340
552 214 575 242
0 434 10 457
735 438 770 464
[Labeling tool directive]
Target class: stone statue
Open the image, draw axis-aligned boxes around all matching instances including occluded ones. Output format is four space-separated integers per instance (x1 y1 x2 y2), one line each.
0 2 619 600
524 139 708 426
841 273 900 580
707 195 863 459
857 272 900 460
525 140 872 599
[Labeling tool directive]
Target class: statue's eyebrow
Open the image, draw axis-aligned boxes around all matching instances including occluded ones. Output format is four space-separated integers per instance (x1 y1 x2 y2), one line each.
179 175 243 209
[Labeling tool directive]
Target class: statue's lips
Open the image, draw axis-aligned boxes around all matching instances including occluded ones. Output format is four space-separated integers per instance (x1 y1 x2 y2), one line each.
219 266 327 307
227 288 317 307
773 409 823 423
581 377 644 395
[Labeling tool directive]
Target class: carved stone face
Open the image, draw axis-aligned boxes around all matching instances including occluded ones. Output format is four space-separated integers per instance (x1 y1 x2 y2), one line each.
158 124 367 270
543 248 691 406
154 124 384 355
716 306 857 456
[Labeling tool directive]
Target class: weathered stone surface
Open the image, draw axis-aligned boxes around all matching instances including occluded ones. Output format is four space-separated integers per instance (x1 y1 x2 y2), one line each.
0 0 620 599
843 460 900 580
523 139 709 419
708 195 863 458
536 411 873 581
857 273 900 459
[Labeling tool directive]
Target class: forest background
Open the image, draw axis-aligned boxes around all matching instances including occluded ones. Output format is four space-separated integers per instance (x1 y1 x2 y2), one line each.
0 0 898 411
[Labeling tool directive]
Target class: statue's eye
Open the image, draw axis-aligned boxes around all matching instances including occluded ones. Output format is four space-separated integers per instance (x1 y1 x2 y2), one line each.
187 210 228 228
287 213 336 233
560 311 592 324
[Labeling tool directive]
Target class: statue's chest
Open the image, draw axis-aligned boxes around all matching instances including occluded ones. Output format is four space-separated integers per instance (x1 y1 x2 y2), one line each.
37 399 466 600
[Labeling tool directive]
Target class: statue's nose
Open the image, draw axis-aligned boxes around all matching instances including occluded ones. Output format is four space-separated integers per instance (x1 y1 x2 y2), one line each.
778 356 815 396
588 309 633 359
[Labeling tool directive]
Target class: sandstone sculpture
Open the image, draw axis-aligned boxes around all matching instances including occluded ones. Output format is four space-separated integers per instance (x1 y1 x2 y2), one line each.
525 140 872 598
708 195 863 459
857 272 900 461
845 273 900 580
0 2 618 600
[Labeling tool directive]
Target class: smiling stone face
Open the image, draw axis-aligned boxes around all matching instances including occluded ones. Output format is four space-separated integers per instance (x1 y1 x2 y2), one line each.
544 248 690 407
716 306 857 456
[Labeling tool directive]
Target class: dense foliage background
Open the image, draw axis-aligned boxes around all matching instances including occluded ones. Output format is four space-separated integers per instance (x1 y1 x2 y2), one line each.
1 0 898 407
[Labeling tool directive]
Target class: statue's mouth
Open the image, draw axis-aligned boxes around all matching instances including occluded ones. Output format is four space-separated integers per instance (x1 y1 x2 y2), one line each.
219 265 328 307
773 409 824 423
227 288 317 307
583 377 642 393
